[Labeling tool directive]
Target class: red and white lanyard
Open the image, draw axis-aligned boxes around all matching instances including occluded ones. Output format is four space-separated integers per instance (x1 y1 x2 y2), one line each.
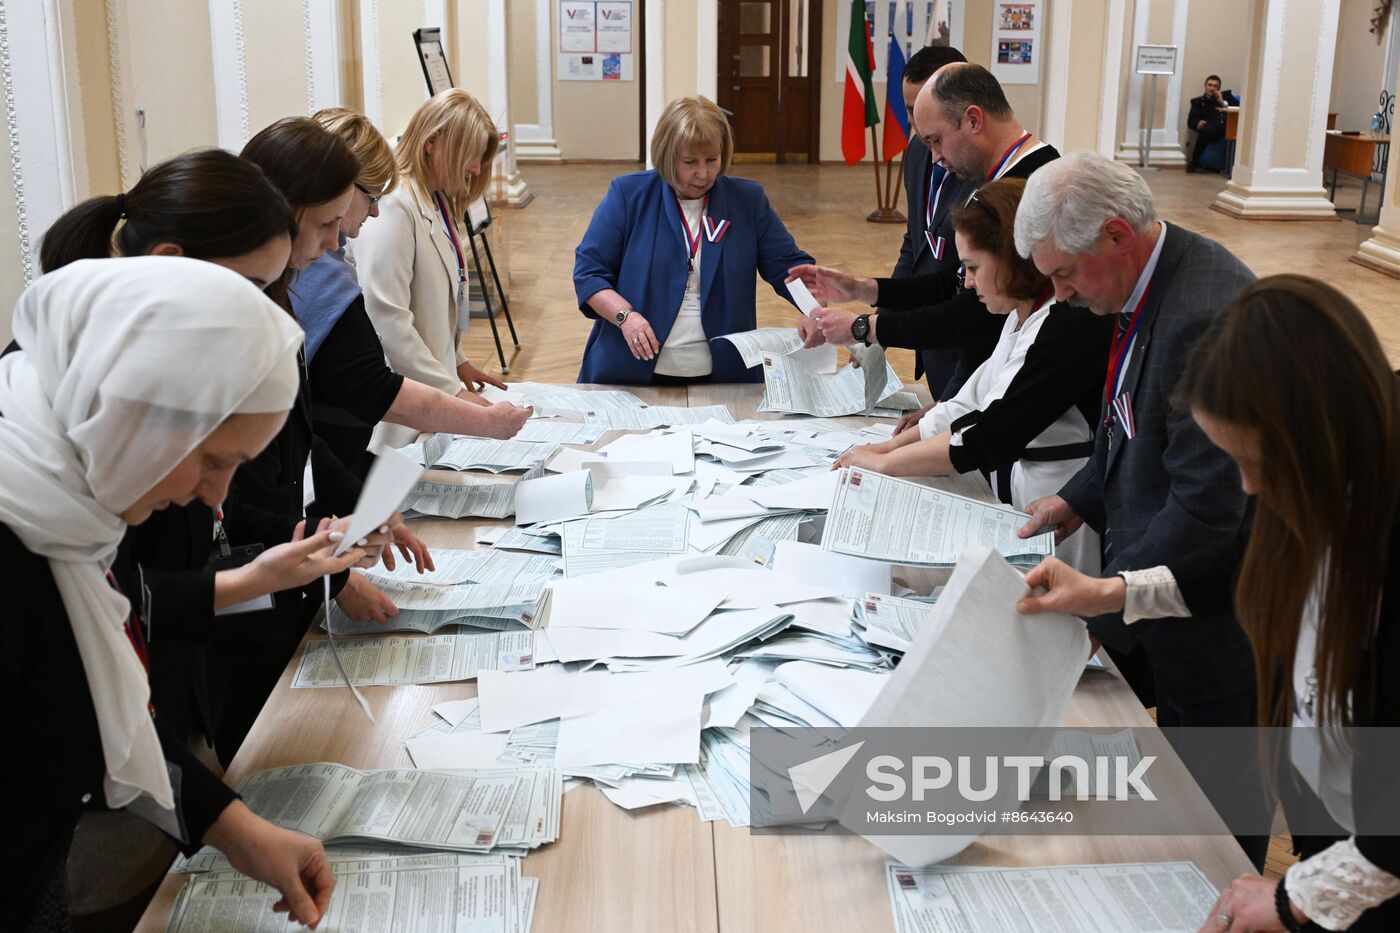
676 195 706 274
432 191 468 291
985 132 1033 182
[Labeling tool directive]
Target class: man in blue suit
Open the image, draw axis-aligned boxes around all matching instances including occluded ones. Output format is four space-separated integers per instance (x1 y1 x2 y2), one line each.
888 44 969 398
1014 150 1268 869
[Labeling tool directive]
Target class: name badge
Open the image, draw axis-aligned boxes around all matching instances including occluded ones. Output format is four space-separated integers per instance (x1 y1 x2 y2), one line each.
1112 391 1136 441
924 232 946 260
455 278 471 333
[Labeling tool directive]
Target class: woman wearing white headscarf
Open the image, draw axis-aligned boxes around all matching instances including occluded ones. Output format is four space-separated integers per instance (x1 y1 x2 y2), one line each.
0 257 338 930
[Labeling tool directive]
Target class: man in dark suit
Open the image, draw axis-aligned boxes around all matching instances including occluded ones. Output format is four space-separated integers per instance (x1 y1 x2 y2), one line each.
889 44 968 397
793 64 1058 409
1014 150 1267 868
1186 74 1238 173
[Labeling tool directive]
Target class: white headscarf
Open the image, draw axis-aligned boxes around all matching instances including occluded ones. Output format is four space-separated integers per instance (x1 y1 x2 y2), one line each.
0 256 302 813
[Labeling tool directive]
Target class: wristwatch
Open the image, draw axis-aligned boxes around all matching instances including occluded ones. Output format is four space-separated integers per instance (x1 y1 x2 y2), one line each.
615 307 633 326
851 314 872 346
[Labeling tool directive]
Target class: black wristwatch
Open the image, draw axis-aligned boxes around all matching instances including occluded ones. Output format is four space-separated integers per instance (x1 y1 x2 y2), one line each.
615 307 633 326
1275 878 1305 932
851 313 872 346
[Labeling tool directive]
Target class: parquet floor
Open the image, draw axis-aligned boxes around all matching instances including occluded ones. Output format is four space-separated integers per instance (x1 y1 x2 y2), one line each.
463 160 1397 881
463 161 1400 384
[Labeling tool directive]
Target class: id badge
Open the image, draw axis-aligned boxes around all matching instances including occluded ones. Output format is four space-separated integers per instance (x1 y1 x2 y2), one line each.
207 543 275 615
455 277 471 333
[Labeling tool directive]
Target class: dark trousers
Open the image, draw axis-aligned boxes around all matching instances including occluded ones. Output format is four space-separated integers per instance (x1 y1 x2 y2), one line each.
919 348 959 401
649 372 711 387
1106 642 1271 871
1190 123 1225 168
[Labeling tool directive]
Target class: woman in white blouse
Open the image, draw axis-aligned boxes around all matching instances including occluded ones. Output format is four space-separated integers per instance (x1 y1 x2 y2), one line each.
350 89 505 448
1018 276 1400 932
835 179 1111 573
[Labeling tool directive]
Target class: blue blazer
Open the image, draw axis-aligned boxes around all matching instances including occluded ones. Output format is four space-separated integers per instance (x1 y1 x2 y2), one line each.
573 171 813 384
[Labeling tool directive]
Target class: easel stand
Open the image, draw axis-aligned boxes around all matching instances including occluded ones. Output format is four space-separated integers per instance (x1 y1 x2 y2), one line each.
1139 73 1160 172
866 125 907 224
464 202 520 375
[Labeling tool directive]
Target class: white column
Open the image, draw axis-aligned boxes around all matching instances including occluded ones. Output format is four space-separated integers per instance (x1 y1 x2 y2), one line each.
1352 71 1400 274
1116 0 1188 166
359 0 384 129
2 0 83 284
1096 0 1129 158
515 0 562 161
486 0 532 206
643 0 664 168
208 0 250 149
696 0 717 101
305 0 344 112
1211 0 1341 220
1040 0 1128 157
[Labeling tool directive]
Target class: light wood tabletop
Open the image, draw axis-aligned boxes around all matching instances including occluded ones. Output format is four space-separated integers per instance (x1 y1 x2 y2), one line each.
136 382 1253 933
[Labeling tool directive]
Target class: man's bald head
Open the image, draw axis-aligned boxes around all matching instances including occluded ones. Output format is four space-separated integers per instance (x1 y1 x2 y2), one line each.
912 62 1019 179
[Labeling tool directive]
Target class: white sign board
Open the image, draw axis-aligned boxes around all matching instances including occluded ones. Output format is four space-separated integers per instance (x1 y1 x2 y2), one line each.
1135 44 1178 76
990 1 1044 86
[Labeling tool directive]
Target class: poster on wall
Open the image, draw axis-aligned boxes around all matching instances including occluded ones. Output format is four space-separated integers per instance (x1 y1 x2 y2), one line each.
990 0 1043 85
558 0 634 80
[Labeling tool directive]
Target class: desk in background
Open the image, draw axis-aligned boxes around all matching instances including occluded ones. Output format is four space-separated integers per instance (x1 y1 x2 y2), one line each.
1325 130 1390 224
135 383 1255 933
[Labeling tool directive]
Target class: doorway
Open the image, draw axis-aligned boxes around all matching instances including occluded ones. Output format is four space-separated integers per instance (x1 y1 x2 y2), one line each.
717 0 822 162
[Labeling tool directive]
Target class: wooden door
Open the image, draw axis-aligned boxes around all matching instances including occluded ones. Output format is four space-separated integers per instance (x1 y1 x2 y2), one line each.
717 0 822 162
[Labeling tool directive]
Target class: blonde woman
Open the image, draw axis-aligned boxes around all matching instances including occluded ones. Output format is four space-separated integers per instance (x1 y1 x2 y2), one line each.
351 89 505 448
292 107 529 475
574 96 813 385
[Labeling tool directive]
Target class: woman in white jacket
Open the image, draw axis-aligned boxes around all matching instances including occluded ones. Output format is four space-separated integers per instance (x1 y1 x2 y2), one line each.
351 89 504 448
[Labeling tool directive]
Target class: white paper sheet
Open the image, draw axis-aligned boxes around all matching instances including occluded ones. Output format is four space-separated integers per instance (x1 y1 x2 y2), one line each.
786 277 822 316
515 469 592 525
597 430 695 474
772 539 892 597
477 666 579 733
405 731 512 770
335 447 423 556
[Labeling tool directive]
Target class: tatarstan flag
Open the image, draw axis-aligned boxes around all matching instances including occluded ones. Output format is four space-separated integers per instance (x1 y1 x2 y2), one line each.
841 2 880 166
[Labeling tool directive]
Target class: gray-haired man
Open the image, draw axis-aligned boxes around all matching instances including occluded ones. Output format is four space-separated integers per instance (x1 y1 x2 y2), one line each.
1014 150 1267 868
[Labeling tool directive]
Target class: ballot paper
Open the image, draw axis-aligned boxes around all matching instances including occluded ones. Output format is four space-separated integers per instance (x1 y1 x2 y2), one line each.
323 603 530 637
597 430 695 473
334 447 423 557
851 545 1090 866
511 420 605 445
478 666 579 732
583 404 736 430
168 853 532 933
884 861 1220 933
481 381 646 414
852 592 938 652
429 437 561 473
227 762 561 852
362 549 558 589
771 660 888 727
534 575 725 634
515 469 592 525
822 467 1056 569
715 327 803 366
560 503 690 576
554 662 733 768
758 351 915 418
588 466 685 512
786 277 823 316
772 539 892 598
684 728 757 826
479 525 564 555
292 631 536 687
406 731 514 770
400 477 519 520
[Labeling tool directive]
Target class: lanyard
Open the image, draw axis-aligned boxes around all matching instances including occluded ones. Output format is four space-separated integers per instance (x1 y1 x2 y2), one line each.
985 132 1033 182
676 195 706 274
1103 284 1151 423
925 163 948 231
432 191 467 286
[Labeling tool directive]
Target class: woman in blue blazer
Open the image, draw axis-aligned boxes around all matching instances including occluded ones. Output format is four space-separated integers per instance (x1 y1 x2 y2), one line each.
574 96 814 385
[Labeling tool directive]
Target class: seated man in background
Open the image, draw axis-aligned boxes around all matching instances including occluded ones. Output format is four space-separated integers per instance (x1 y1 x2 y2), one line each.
1186 74 1238 173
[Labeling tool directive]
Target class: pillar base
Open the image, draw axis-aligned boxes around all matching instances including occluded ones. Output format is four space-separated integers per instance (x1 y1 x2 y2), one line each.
1351 226 1400 277
516 138 563 162
501 170 534 208
1210 181 1338 220
1114 145 1187 167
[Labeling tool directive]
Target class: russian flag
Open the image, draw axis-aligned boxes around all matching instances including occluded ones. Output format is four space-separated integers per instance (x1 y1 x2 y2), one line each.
882 33 909 162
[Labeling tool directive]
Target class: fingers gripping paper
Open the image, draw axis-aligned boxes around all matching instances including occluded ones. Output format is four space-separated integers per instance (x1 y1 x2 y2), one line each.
845 545 1090 867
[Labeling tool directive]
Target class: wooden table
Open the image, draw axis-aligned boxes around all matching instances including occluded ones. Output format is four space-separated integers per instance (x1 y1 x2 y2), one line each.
1325 131 1391 224
136 383 1254 933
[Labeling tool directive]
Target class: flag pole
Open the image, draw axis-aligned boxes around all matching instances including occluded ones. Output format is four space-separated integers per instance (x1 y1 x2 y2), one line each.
867 128 904 223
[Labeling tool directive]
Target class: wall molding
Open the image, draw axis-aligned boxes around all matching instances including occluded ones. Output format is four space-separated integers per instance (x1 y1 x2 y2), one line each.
0 0 32 285
644 0 663 167
359 0 383 128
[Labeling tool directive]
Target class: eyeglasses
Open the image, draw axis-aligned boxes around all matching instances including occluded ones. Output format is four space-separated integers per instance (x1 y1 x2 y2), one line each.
354 182 381 206
956 264 968 290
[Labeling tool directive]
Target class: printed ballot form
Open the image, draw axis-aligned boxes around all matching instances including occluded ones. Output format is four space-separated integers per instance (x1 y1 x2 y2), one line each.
822 467 1055 568
885 861 1219 933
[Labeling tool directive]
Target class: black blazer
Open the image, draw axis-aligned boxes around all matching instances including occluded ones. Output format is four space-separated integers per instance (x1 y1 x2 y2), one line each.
0 521 236 929
307 295 405 478
1170 501 1400 882
872 144 1062 398
1187 91 1238 135
1060 223 1257 700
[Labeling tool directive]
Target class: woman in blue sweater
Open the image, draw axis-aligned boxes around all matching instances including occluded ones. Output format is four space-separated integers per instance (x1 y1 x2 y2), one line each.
574 96 814 385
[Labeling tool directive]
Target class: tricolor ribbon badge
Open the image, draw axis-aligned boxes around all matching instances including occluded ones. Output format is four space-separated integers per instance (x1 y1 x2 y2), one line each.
1112 391 1136 440
703 215 730 243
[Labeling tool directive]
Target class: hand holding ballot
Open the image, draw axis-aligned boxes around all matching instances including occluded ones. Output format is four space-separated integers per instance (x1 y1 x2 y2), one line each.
199 800 335 930
785 262 878 307
1017 494 1086 545
1017 556 1128 618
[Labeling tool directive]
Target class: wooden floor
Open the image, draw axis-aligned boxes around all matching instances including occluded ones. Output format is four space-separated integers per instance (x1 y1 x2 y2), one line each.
464 161 1400 384
464 160 1394 881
